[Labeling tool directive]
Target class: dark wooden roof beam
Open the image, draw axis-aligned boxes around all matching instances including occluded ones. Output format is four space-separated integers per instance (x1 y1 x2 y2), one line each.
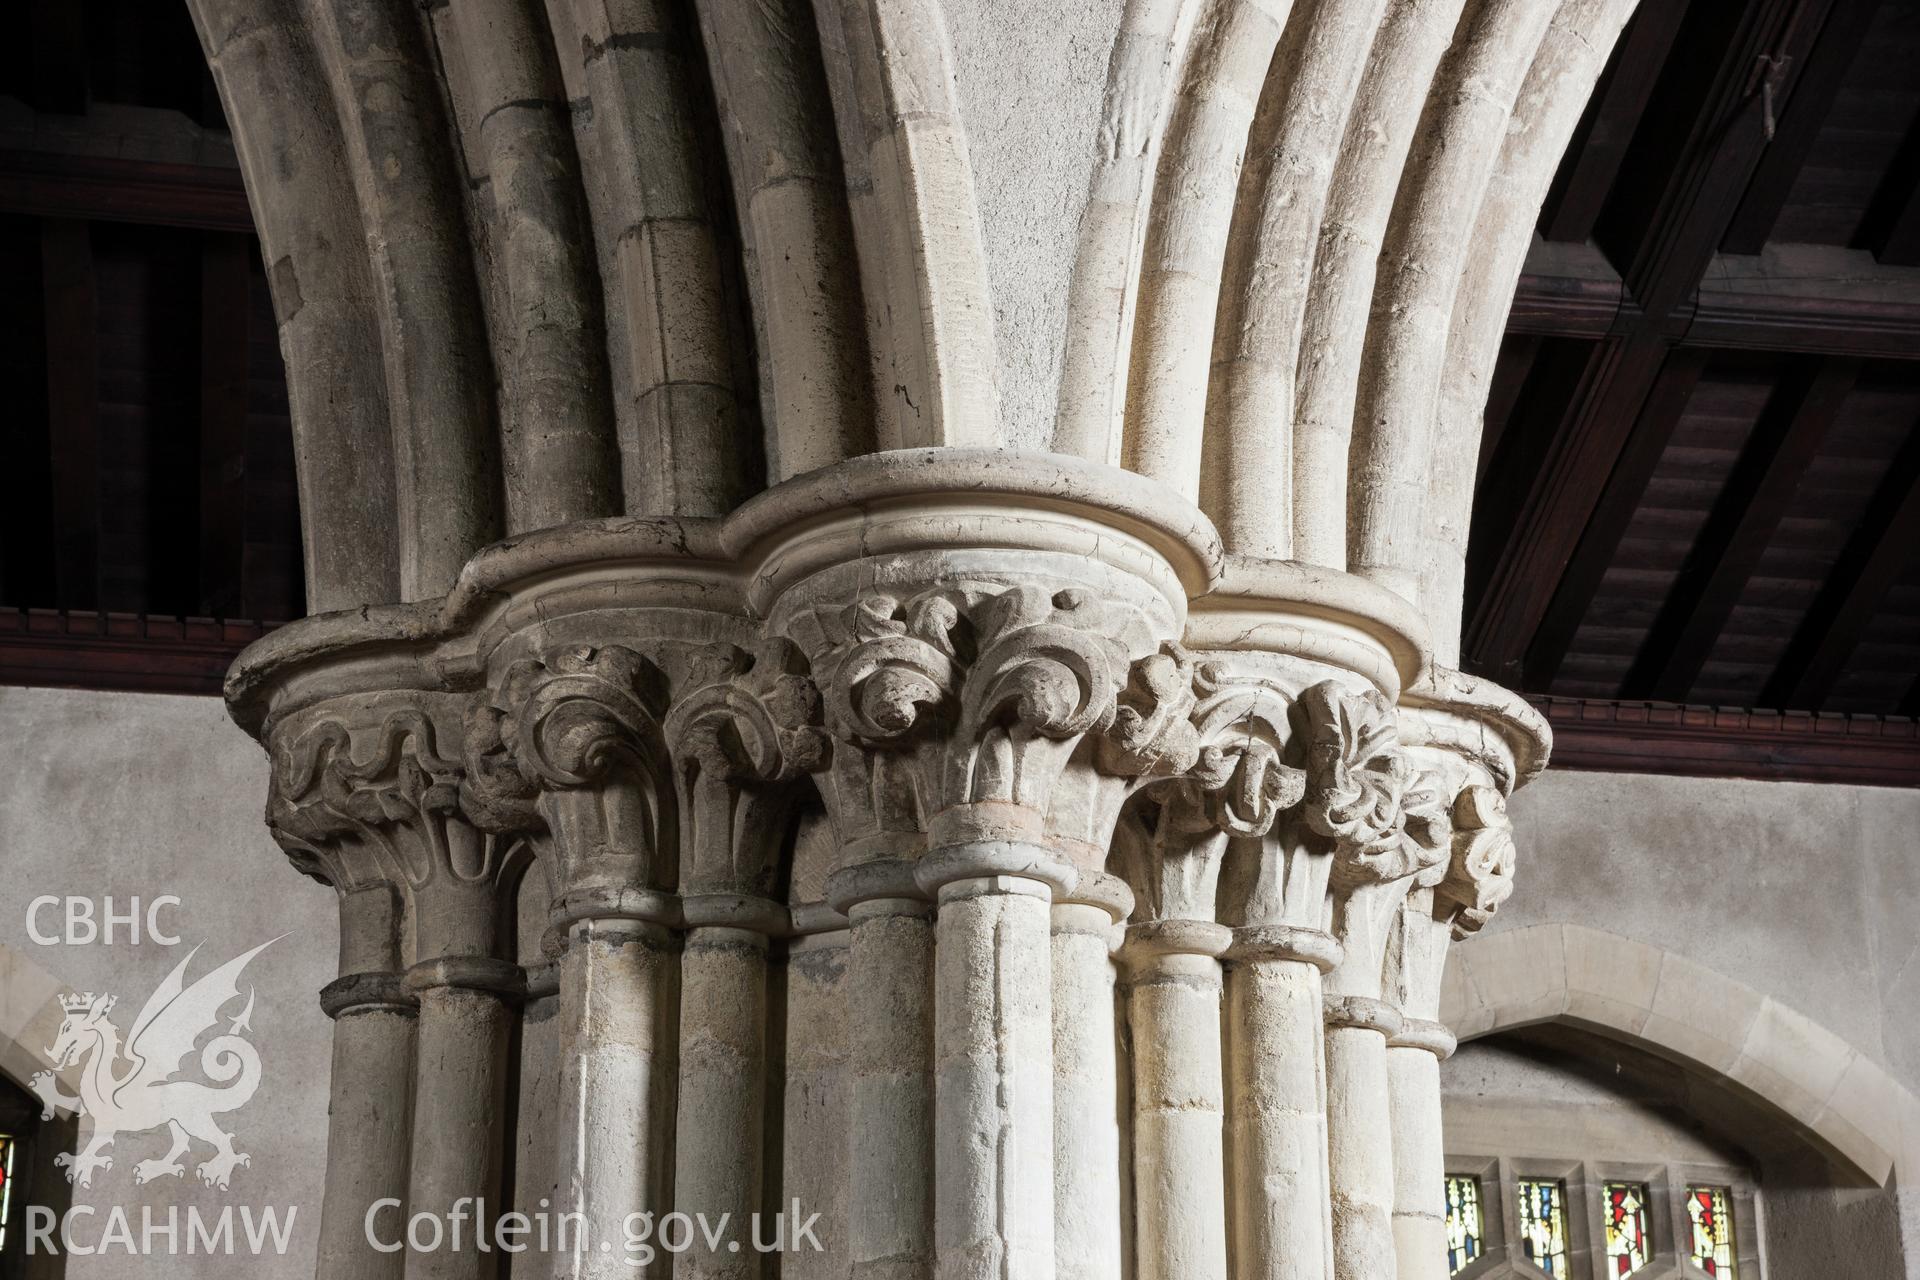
1509 242 1920 359
1465 333 1674 681
1540 1 1695 244
1624 356 1860 700
0 150 253 233
1722 0 1881 254
1862 103 1920 267
1761 419 1920 710
1612 0 1836 320
1522 347 1713 688
40 218 99 611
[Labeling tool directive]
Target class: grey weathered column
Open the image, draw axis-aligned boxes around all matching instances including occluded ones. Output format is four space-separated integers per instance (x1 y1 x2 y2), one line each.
666 641 825 1280
672 917 770 1277
404 944 523 1280
832 860 936 1280
1051 874 1130 1280
547 914 675 1279
783 924 854 1280
315 911 416 1280
755 453 1216 1280
466 644 680 1280
268 775 418 1280
267 688 518 1280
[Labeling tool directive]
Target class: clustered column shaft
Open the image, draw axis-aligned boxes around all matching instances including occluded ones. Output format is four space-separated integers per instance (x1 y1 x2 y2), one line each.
1050 877 1129 1280
245 461 1539 1280
314 886 416 1280
836 865 936 1280
1224 927 1340 1280
551 913 676 1280
925 854 1061 1280
1125 921 1232 1280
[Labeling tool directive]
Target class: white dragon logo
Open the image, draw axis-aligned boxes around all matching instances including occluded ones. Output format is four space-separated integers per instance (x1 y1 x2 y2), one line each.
27 938 278 1191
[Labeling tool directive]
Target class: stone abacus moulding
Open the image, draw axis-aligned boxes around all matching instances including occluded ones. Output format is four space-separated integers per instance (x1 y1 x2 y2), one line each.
224 448 1552 1280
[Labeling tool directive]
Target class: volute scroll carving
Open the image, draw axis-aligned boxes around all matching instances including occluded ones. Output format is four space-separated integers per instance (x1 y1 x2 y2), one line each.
1300 682 1452 889
268 703 508 894
665 638 829 900
464 643 677 904
1435 784 1517 940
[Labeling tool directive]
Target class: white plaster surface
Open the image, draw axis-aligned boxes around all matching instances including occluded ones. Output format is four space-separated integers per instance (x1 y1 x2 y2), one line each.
944 0 1126 449
0 686 334 1276
1497 768 1920 1081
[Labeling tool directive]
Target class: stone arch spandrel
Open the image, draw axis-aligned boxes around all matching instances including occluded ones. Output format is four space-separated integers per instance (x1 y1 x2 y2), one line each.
1441 922 1920 1188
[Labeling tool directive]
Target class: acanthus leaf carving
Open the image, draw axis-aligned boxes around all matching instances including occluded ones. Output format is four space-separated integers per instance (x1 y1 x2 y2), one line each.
1299 682 1451 886
268 703 504 893
825 592 960 743
1435 784 1516 939
466 644 676 897
1175 661 1307 839
1098 643 1204 784
665 638 828 896
944 584 1128 811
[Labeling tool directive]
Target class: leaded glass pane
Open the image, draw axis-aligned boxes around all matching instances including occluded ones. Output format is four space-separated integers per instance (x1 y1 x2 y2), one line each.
1516 1178 1570 1276
1603 1182 1650 1276
1687 1186 1737 1278
0 1133 13 1253
1445 1175 1483 1275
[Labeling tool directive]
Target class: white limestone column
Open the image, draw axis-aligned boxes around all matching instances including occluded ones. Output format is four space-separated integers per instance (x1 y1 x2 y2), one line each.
1224 925 1343 1280
548 905 677 1280
673 897 785 1280
1051 875 1131 1280
1124 919 1232 1280
315 884 415 1280
919 845 1064 1280
831 859 936 1280
1384 781 1513 1280
1323 990 1403 1280
1387 1019 1455 1280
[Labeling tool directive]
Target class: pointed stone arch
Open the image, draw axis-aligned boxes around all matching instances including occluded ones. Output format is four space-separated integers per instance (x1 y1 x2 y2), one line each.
1441 922 1919 1187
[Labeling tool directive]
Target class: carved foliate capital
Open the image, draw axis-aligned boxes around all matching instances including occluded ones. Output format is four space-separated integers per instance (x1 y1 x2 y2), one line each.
942 584 1127 810
791 581 1187 861
268 694 521 963
1435 784 1516 940
822 592 961 743
1300 682 1451 886
1169 661 1306 838
269 700 505 892
1099 643 1203 783
665 638 827 897
465 644 676 899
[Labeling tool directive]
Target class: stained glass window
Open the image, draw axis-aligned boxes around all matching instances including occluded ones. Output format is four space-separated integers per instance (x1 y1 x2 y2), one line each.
1445 1175 1483 1274
1516 1178 1571 1276
1687 1186 1737 1277
1603 1182 1650 1275
0 1133 14 1253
